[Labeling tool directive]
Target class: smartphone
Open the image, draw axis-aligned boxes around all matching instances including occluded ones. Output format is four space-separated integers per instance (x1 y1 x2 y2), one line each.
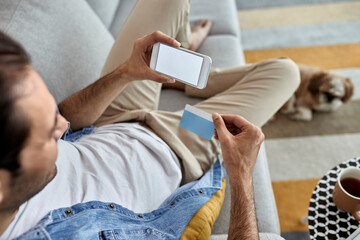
150 42 212 89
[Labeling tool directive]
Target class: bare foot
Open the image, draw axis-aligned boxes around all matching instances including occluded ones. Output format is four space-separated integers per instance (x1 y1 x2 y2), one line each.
188 19 212 51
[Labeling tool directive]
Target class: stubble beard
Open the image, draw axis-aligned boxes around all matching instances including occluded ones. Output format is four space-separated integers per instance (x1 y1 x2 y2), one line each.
0 165 58 212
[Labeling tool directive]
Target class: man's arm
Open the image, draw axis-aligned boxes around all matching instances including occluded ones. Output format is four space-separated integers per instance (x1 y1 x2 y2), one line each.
58 31 180 131
228 174 258 239
212 113 264 240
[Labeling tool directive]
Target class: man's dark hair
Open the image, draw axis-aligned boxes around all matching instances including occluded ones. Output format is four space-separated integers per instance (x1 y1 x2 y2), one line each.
0 31 31 171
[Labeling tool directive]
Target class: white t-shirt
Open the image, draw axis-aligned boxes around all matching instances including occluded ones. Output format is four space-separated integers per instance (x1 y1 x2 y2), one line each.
2 123 182 239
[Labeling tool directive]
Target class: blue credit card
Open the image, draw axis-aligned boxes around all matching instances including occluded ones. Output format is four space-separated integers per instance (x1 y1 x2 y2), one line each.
179 104 215 140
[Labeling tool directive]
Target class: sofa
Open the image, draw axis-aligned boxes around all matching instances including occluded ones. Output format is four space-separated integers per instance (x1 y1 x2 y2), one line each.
0 0 284 239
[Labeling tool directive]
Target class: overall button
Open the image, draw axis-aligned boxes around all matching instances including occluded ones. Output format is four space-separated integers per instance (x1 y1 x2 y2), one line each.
65 210 72 215
109 204 114 209
138 214 143 219
170 202 175 206
198 190 203 194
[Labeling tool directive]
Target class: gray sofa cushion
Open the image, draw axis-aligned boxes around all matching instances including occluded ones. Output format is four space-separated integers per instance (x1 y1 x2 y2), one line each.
0 0 114 103
189 0 240 37
86 0 120 29
196 35 245 68
253 144 281 234
109 0 138 37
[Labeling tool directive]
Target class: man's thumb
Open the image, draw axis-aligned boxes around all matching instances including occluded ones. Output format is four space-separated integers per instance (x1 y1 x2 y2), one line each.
212 112 228 139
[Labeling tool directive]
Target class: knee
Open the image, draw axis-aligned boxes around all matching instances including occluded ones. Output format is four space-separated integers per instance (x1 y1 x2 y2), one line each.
269 58 300 93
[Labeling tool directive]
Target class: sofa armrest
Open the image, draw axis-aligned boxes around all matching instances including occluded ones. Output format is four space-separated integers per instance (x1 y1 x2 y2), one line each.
253 144 281 234
209 233 285 240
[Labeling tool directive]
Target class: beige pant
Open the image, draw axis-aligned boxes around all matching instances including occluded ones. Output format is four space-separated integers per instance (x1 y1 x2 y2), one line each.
95 0 300 184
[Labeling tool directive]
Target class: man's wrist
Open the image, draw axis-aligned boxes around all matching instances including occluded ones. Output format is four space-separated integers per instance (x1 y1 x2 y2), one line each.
228 173 253 191
113 62 132 83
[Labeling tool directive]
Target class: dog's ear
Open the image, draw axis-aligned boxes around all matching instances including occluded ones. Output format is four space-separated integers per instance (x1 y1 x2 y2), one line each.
342 77 354 102
308 71 327 93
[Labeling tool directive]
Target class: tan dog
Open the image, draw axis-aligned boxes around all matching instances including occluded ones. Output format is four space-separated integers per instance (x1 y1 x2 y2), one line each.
280 65 354 121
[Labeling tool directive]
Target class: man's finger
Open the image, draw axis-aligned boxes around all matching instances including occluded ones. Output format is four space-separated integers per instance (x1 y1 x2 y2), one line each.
141 31 181 49
145 68 175 83
153 31 181 47
212 112 230 141
221 114 252 129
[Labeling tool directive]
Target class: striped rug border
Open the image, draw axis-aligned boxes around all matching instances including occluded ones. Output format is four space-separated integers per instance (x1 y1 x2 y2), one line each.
272 179 320 232
244 43 360 69
238 1 360 30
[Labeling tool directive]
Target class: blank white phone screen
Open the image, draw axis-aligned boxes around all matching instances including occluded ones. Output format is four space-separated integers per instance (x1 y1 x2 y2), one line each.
155 44 204 85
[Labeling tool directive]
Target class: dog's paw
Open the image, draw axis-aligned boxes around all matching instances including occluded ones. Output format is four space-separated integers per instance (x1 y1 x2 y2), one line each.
314 98 343 112
281 107 296 115
290 107 312 121
331 98 343 111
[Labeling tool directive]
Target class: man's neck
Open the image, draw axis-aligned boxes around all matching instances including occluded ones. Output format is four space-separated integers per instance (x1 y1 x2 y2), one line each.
0 208 18 236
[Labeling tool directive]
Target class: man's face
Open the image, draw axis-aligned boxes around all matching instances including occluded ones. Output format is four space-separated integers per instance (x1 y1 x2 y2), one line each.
0 67 68 210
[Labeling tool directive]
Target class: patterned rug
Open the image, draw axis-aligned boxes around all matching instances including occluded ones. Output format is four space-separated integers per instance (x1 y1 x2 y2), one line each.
236 0 360 239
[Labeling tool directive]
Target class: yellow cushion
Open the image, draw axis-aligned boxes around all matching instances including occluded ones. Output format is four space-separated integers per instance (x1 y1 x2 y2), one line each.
180 178 226 240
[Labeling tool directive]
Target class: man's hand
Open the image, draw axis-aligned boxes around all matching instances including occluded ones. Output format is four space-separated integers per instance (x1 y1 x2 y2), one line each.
212 113 264 181
212 112 264 240
120 31 180 83
59 31 180 130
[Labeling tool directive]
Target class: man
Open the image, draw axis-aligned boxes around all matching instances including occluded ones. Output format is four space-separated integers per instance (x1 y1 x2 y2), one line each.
0 0 299 239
